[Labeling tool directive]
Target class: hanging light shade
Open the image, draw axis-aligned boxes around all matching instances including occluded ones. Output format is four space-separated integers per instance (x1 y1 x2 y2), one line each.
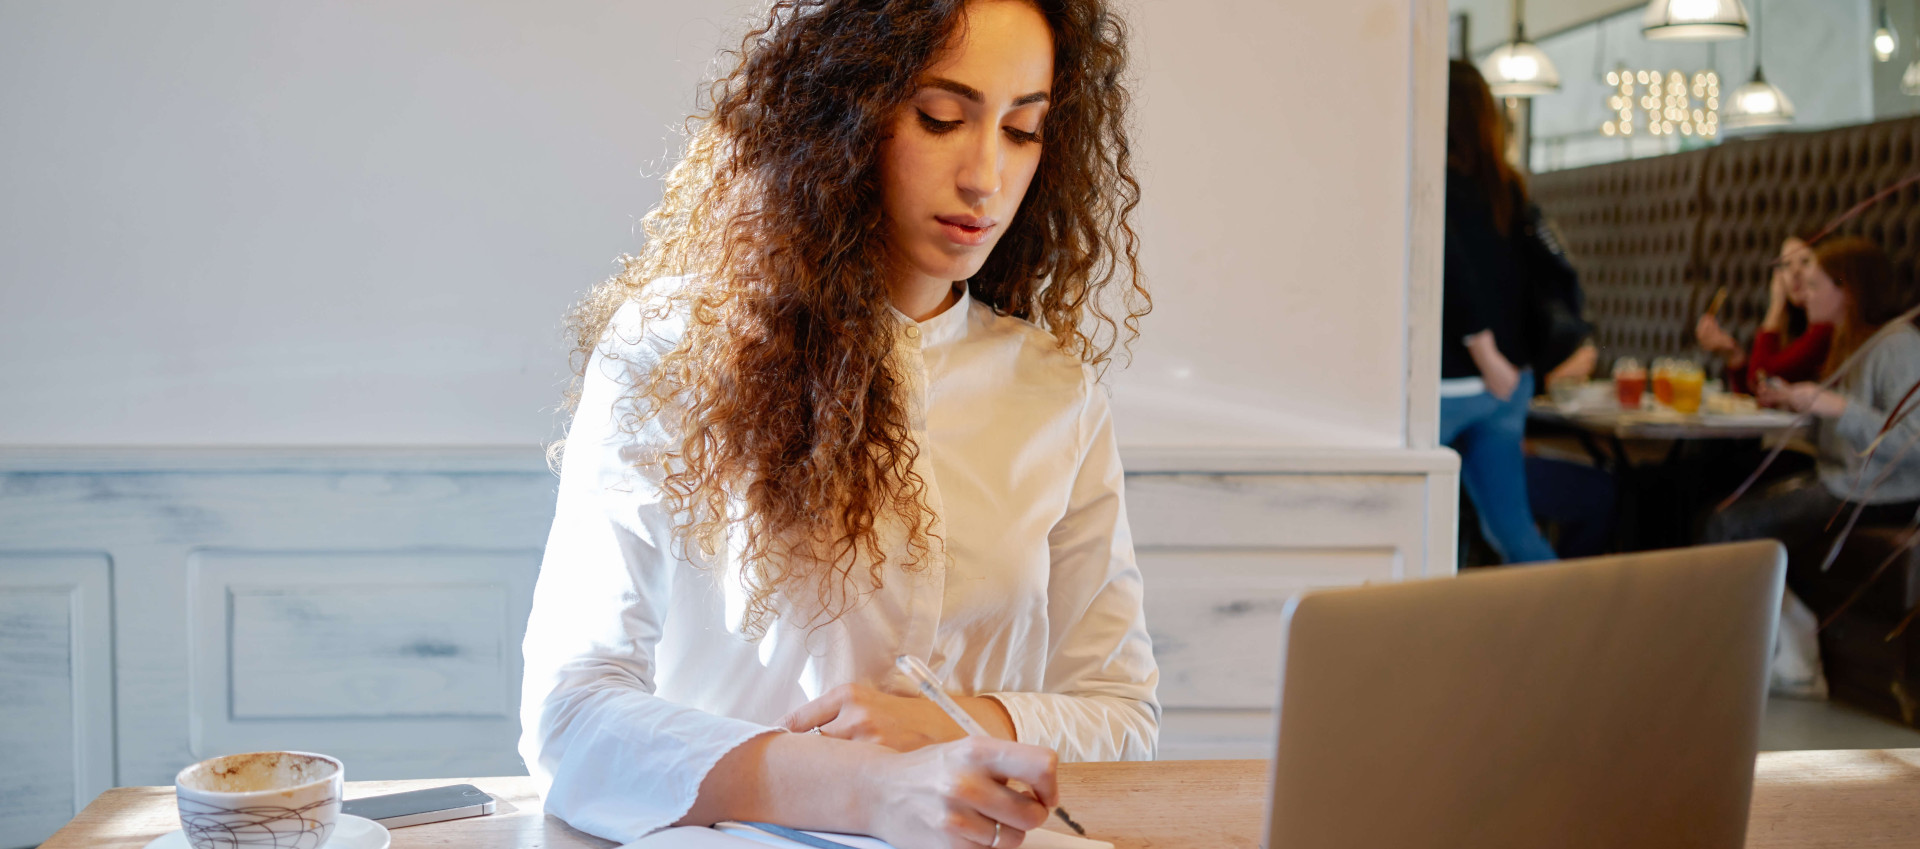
1901 59 1920 95
1724 68 1794 128
1481 39 1561 97
1641 0 1750 41
1874 5 1900 62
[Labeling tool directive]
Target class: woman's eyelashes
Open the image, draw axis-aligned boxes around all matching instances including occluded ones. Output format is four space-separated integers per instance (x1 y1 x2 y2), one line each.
916 110 962 134
915 110 1043 145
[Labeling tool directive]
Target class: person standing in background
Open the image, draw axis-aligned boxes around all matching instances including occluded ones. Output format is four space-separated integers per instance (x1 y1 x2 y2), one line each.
1439 60 1558 565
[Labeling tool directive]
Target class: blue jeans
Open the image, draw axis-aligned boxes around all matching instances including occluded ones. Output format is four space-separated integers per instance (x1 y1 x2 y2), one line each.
1441 371 1558 564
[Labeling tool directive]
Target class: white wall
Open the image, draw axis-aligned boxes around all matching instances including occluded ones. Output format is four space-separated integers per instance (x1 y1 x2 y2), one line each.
1114 0 1436 449
0 1 750 446
0 0 1441 451
1448 0 1643 54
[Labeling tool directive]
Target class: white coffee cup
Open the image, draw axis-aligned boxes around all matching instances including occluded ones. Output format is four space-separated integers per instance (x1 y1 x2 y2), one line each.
175 750 343 849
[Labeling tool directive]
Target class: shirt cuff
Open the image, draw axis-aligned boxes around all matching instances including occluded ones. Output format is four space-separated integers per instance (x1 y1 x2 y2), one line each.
981 693 1025 743
982 691 1156 762
655 723 782 837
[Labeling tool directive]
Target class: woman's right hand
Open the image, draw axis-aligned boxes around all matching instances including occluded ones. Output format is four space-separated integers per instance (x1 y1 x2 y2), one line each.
859 736 1058 849
1696 314 1739 357
1463 330 1520 401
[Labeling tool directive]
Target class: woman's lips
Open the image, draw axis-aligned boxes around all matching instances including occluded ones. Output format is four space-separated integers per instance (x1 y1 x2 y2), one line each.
936 215 995 247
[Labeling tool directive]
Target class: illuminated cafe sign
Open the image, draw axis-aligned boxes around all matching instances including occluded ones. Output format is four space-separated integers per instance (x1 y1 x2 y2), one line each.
1602 68 1720 138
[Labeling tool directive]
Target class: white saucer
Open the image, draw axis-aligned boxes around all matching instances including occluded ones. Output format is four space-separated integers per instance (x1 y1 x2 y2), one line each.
143 813 389 849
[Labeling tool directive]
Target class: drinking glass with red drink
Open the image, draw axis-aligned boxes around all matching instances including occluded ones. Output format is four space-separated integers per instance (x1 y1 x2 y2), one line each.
1613 358 1647 410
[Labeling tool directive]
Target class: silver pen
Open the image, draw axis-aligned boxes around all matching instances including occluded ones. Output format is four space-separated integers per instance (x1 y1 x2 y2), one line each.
894 655 1086 836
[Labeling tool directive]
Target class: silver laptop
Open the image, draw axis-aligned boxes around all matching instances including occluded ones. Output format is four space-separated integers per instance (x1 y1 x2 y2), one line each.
1266 541 1784 849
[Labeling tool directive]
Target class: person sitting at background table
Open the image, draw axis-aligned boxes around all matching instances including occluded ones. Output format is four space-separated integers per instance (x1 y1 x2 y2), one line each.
517 2 1159 847
1697 234 1831 394
1713 236 1920 529
1708 237 1920 695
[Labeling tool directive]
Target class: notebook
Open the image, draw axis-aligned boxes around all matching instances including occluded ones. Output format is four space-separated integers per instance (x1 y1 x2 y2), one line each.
625 821 1113 849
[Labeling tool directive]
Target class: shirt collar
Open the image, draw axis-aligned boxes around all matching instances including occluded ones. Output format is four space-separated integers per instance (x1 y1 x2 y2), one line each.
894 283 973 348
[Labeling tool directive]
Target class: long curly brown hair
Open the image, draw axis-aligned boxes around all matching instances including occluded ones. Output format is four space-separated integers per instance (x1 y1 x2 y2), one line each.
563 0 1146 637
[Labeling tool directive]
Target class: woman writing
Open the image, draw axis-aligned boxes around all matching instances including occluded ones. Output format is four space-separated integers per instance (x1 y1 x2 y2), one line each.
1710 237 1920 555
519 2 1157 847
1696 235 1831 393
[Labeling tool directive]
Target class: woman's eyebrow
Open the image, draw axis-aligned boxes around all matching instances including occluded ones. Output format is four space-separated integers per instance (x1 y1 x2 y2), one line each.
921 76 1050 106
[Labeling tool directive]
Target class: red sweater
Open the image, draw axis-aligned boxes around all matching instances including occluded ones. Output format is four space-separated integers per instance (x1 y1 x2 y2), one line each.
1730 323 1833 393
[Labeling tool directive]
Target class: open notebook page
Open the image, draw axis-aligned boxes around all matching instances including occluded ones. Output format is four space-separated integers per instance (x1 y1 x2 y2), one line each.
625 821 1113 849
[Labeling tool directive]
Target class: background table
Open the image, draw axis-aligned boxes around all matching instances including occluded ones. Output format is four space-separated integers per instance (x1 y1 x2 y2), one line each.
1529 401 1804 443
42 750 1920 849
1527 401 1809 552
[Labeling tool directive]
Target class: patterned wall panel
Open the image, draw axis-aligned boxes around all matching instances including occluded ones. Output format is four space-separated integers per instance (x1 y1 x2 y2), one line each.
1532 114 1920 375
1530 148 1710 368
1700 125 1920 356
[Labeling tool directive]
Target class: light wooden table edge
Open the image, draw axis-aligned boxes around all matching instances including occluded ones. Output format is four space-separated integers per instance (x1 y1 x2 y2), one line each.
41 750 1920 849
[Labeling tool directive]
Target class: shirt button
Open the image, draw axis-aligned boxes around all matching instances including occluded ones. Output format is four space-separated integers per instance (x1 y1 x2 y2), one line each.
905 326 920 339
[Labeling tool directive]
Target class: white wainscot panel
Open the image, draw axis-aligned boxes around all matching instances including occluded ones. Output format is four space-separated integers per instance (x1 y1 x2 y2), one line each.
230 583 512 719
1141 547 1399 710
1125 471 1446 760
0 554 112 849
189 550 538 779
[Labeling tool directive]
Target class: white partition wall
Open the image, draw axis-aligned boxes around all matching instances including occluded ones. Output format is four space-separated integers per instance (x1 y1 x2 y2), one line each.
0 1 1452 840
0 0 1447 454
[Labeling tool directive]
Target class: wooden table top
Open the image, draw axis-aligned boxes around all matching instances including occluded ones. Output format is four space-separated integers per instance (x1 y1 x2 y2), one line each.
42 749 1920 849
1529 401 1804 441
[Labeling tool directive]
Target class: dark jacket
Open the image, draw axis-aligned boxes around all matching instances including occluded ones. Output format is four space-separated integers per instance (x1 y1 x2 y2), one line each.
1442 170 1531 380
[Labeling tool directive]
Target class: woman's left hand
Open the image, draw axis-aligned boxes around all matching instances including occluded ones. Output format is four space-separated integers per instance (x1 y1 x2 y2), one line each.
1758 380 1847 418
780 684 1013 752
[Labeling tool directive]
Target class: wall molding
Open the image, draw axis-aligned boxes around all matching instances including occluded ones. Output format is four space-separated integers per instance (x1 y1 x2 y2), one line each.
0 446 553 474
0 444 1459 776
0 444 1461 477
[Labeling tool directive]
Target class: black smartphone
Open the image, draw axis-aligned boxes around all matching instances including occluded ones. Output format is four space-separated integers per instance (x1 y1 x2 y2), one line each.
341 784 497 828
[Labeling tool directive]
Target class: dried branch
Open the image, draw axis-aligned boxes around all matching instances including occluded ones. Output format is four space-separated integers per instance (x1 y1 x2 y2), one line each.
1888 588 1920 641
1820 423 1920 573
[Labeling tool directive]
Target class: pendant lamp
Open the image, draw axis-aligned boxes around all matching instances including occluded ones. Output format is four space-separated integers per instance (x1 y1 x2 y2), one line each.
1875 4 1900 61
1724 0 1792 129
1642 0 1750 41
1481 0 1560 97
1725 69 1794 127
1904 57 1920 95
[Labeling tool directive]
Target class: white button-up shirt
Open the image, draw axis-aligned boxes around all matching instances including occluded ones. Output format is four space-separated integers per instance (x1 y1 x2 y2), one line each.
518 281 1160 844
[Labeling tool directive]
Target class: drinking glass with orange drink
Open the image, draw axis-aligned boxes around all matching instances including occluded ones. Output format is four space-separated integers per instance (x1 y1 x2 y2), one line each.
1652 359 1676 407
1669 361 1706 414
